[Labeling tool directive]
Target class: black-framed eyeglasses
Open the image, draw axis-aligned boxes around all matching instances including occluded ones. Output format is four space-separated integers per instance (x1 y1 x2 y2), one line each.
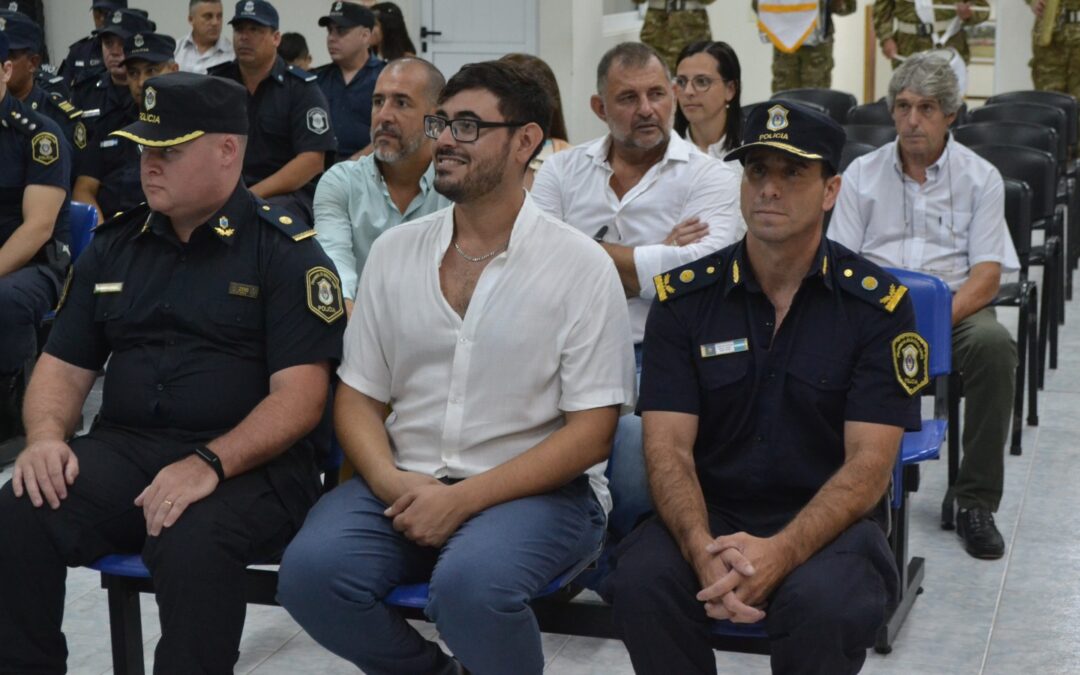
673 75 723 93
424 114 527 143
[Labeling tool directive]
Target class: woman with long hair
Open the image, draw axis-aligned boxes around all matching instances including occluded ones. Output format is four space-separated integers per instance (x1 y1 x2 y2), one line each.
499 53 572 189
370 3 416 62
673 41 742 159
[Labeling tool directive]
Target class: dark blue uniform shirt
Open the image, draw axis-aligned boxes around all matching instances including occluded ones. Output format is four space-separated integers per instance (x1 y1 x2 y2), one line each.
0 92 72 268
72 71 129 152
638 237 922 536
59 34 104 92
77 99 140 219
209 57 337 199
315 55 384 161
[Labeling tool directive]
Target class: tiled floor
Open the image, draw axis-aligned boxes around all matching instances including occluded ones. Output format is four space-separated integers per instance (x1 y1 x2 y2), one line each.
4 279 1080 673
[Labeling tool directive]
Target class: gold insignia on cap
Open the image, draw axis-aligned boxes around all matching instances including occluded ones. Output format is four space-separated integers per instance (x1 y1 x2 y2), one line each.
679 269 695 284
31 132 60 166
880 284 907 313
707 266 716 274
892 332 929 396
144 86 157 112
214 216 235 238
654 273 675 301
732 260 740 284
766 105 790 132
279 216 294 225
306 266 344 324
843 268 854 278
861 276 878 291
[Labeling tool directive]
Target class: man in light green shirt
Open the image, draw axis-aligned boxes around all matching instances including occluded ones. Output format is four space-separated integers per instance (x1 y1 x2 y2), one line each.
314 57 449 315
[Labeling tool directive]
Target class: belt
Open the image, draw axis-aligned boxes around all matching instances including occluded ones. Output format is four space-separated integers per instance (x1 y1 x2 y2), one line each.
646 0 706 11
895 18 953 37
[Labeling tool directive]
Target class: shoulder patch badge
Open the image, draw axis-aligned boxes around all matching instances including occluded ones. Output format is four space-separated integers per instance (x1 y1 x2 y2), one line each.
306 266 344 324
74 121 88 150
32 132 60 165
892 332 929 396
306 107 329 135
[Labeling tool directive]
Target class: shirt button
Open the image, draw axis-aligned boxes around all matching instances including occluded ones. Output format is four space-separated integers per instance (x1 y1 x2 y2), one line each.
459 337 468 344
767 371 775 379
163 302 171 310
755 435 764 442
156 384 164 392
450 397 460 404
179 255 187 263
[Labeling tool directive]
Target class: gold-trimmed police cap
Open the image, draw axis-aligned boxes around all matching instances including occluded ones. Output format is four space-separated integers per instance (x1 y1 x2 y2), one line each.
724 100 846 173
111 71 248 147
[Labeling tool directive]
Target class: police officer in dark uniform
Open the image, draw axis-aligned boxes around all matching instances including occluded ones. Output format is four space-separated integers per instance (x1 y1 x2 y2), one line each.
59 0 125 90
72 8 154 152
0 29 71 444
606 102 924 675
314 1 384 161
0 71 345 672
209 0 336 224
0 11 85 164
73 31 176 222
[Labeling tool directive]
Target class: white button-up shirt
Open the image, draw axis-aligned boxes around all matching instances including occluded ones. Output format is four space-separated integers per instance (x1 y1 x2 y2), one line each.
174 32 235 75
314 155 450 300
339 193 637 513
829 137 1019 291
531 133 745 342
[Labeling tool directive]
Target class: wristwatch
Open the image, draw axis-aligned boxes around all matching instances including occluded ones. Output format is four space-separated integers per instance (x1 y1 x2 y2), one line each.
193 445 226 482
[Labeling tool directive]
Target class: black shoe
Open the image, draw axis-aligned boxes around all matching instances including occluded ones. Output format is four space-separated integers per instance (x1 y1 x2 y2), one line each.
956 507 1005 559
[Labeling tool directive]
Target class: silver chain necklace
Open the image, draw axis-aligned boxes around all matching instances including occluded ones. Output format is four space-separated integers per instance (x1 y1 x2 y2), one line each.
453 240 507 263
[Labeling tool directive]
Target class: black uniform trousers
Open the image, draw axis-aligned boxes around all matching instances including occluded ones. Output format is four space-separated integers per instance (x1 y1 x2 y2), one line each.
0 423 314 675
0 264 60 375
606 513 899 675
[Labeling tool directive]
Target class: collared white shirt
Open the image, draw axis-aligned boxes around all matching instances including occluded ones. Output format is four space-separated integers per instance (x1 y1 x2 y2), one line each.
339 193 637 513
531 132 745 342
829 137 1019 291
174 32 235 75
685 130 737 163
314 155 450 300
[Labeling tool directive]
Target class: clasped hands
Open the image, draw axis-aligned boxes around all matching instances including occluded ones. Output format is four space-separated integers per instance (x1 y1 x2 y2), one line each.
693 532 795 624
384 477 474 548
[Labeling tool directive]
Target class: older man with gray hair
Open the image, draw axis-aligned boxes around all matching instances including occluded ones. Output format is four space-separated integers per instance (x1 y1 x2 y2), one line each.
830 52 1019 560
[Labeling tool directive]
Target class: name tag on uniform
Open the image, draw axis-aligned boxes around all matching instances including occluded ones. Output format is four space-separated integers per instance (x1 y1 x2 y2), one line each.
81 108 101 118
93 282 123 294
99 139 119 148
700 338 748 359
228 282 259 299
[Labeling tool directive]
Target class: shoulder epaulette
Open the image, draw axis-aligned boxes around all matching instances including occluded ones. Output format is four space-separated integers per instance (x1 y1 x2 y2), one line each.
835 256 907 313
93 202 150 233
47 92 83 120
653 256 724 303
2 108 45 137
286 65 318 83
257 201 316 241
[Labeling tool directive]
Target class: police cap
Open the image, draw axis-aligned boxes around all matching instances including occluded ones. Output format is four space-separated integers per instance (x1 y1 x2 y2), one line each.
725 100 847 173
318 1 375 29
0 9 42 53
122 31 176 65
91 0 128 9
95 8 156 40
229 0 278 30
112 72 249 147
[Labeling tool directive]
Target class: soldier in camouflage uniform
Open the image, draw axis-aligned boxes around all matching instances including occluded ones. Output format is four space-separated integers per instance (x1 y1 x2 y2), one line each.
1029 0 1080 104
874 0 991 66
636 0 716 73
757 0 857 92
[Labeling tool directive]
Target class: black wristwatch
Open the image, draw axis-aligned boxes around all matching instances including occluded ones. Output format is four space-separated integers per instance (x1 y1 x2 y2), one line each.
193 445 226 482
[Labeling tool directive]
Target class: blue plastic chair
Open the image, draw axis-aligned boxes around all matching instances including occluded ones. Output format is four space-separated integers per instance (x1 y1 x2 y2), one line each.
68 201 97 262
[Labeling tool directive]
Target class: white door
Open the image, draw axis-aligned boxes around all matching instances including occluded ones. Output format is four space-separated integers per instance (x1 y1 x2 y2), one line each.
419 0 538 78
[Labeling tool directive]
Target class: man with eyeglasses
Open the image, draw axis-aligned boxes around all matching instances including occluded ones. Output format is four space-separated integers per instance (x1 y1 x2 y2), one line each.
279 60 636 675
314 1 384 162
830 52 1019 560
209 0 336 223
531 41 744 541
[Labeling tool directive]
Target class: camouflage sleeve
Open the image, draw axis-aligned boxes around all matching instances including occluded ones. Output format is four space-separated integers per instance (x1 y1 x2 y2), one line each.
966 0 992 25
873 0 895 44
831 0 858 16
752 0 758 12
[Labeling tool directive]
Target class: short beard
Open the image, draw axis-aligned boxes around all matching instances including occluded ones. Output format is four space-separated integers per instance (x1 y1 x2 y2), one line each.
373 132 423 164
433 141 510 203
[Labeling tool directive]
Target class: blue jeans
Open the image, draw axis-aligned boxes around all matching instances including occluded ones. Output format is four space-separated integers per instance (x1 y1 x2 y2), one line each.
277 475 606 675
608 344 653 538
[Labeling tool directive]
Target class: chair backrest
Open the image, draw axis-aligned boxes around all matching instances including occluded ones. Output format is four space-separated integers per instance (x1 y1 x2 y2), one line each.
742 98 828 124
884 268 952 377
839 141 875 173
953 121 1057 158
969 144 1057 223
842 123 897 147
951 101 967 128
968 102 1068 164
772 88 857 124
847 99 892 126
1003 178 1033 275
989 90 1078 151
68 201 97 262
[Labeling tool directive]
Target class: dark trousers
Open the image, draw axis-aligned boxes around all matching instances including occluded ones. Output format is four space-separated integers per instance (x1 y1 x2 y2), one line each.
0 423 313 675
606 514 899 675
0 264 60 374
